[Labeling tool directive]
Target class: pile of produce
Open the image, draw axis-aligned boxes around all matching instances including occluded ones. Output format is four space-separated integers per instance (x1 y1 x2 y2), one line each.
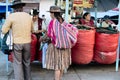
72 26 95 64
94 27 119 64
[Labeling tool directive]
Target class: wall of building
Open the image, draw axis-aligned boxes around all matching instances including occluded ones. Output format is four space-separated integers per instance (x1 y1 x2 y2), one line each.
22 0 40 3
22 0 40 13
39 0 55 24
23 3 39 13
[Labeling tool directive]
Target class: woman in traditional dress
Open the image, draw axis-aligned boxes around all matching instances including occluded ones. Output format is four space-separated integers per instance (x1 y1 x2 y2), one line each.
79 12 95 28
46 6 78 80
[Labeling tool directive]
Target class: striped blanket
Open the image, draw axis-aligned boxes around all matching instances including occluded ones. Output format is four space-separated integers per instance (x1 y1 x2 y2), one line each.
52 19 78 49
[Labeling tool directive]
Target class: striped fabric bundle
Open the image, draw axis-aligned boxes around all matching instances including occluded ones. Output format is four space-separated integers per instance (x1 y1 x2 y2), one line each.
53 19 78 49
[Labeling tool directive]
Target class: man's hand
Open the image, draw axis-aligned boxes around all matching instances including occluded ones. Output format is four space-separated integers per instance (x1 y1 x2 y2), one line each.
33 30 47 34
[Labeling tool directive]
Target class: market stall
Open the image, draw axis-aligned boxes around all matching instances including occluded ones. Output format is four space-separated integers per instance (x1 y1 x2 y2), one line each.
2 0 120 73
62 0 120 71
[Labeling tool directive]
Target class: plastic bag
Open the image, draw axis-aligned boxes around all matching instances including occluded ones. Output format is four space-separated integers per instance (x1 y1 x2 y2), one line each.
94 50 116 64
72 29 95 64
95 32 119 52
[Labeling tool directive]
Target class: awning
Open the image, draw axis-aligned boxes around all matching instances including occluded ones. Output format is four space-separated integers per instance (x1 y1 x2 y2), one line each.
0 2 12 13
85 0 118 12
90 10 119 18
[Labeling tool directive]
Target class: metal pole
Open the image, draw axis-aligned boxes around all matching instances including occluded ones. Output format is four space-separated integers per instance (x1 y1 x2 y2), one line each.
64 0 69 73
6 0 9 17
6 0 9 73
65 0 69 23
60 0 63 8
55 0 58 5
61 0 63 6
116 0 120 72
94 0 97 26
57 0 60 6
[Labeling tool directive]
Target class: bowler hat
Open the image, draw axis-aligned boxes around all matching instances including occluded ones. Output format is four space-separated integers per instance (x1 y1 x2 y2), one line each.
32 9 39 16
11 0 26 8
104 15 110 20
47 6 63 13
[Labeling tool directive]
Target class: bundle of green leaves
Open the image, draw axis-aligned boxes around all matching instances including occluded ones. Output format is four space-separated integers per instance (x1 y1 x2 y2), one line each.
76 25 91 30
96 27 118 34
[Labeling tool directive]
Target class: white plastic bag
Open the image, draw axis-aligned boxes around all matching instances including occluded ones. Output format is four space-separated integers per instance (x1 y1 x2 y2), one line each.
6 29 13 50
42 43 48 68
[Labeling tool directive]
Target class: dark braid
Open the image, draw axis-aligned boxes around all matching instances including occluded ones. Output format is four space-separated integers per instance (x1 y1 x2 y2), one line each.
54 12 64 23
83 12 90 19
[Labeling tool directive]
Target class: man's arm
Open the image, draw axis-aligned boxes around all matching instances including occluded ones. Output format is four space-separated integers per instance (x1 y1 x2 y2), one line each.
2 16 12 34
31 20 34 33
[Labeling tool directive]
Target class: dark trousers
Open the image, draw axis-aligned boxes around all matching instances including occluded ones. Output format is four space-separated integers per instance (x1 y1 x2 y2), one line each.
13 43 31 80
34 33 41 60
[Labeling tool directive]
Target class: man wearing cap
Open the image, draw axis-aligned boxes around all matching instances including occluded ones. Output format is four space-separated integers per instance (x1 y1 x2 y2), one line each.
31 9 44 36
101 15 115 28
2 0 32 80
30 9 47 61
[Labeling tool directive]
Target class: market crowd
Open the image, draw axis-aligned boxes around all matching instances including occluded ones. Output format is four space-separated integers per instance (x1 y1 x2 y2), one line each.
1 0 118 80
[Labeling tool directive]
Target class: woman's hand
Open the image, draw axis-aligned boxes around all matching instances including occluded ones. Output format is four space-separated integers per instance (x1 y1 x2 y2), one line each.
90 27 95 30
36 30 44 33
33 30 47 34
42 30 47 33
84 25 95 30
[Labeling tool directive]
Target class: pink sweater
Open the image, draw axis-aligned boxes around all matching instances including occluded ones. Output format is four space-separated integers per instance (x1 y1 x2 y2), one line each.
47 20 56 44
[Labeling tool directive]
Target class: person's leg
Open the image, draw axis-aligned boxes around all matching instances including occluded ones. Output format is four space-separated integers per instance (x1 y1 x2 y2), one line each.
35 34 40 60
13 44 24 80
55 70 61 80
22 43 31 80
60 70 64 79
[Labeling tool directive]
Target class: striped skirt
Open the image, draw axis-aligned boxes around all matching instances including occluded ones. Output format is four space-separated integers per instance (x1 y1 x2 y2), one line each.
45 43 71 70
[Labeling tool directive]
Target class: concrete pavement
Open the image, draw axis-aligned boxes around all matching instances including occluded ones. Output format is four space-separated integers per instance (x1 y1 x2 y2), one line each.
0 52 120 80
